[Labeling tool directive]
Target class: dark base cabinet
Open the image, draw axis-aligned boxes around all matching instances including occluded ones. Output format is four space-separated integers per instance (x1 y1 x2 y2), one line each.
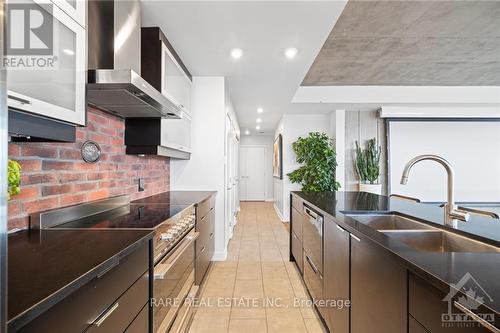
351 234 407 333
195 195 216 285
17 243 150 333
409 273 497 333
324 218 350 333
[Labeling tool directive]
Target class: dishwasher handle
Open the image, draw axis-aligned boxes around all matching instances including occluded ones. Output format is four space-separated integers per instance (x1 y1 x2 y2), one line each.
304 206 320 220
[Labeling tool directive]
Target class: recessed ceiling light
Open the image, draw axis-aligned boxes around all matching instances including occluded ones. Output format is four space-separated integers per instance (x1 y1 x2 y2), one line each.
256 125 261 130
257 107 263 114
284 47 298 59
245 130 250 135
231 48 243 59
256 118 262 123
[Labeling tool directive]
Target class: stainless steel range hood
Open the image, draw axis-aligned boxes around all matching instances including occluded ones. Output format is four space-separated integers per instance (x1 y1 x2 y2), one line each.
87 0 181 119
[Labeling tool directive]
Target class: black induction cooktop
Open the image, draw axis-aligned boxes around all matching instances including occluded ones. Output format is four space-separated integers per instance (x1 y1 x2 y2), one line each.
53 203 193 229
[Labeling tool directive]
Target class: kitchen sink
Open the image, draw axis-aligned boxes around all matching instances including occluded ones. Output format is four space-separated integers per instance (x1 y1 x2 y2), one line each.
345 213 500 253
382 230 500 253
345 214 435 231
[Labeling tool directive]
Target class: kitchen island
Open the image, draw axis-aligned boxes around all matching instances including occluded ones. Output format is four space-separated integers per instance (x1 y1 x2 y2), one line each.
291 191 500 333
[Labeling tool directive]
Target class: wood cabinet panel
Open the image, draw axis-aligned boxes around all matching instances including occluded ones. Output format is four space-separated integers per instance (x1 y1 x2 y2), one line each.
324 217 350 333
351 235 407 333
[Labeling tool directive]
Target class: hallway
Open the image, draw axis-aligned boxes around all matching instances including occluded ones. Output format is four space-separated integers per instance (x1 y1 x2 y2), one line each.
188 202 326 333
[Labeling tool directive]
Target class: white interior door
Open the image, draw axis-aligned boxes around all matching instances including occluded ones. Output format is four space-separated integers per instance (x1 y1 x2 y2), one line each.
239 146 266 201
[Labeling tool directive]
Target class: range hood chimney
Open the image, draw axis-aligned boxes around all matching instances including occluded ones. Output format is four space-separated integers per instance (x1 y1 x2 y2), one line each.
87 0 181 119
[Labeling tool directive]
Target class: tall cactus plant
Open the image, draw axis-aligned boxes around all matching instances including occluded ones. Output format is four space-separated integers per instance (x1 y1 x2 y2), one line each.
355 138 381 184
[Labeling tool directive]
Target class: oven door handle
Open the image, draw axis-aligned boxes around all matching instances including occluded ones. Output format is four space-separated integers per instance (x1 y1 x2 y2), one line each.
154 232 199 280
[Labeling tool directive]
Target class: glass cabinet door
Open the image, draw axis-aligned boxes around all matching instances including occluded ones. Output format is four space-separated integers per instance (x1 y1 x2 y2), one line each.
161 43 192 114
6 0 86 125
51 0 85 27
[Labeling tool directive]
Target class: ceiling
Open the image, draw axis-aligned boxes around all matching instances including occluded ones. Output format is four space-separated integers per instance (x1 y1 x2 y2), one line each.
302 1 500 86
141 1 347 134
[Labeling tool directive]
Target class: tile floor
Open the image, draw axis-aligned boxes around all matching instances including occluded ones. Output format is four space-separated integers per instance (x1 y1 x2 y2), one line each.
188 202 327 333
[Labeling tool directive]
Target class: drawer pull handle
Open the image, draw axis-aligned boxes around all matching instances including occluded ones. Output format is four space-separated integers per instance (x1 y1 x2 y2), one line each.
8 95 31 105
94 302 119 327
454 301 500 333
305 255 320 275
210 232 214 239
200 246 206 254
350 234 361 242
336 225 347 233
97 260 119 279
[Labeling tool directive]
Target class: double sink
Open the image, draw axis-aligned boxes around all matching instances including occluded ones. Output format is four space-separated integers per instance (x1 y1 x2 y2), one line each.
345 214 500 253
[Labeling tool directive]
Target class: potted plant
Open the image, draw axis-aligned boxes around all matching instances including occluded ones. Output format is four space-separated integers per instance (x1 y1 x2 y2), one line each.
288 132 341 192
8 159 21 200
354 138 382 195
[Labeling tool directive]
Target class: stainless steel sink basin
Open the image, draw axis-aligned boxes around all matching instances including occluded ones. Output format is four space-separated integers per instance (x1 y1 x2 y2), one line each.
382 230 500 253
345 214 434 231
345 213 500 253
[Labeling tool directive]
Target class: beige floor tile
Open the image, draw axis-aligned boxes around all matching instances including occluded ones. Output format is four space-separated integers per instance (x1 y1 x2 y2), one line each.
228 319 268 333
266 308 308 333
236 262 262 280
304 318 327 333
188 202 326 333
233 279 264 298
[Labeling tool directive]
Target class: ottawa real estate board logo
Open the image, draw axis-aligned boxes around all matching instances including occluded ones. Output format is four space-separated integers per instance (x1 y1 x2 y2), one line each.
4 2 57 69
441 272 495 329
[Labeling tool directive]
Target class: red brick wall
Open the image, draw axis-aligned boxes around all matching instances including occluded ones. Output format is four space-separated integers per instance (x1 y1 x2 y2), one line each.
8 107 170 230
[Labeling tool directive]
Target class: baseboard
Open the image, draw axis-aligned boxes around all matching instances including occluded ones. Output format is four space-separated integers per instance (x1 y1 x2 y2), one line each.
212 250 228 261
273 203 289 222
265 198 274 202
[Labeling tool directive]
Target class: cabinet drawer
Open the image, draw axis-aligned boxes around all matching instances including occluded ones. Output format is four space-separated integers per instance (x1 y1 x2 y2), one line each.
195 241 213 285
291 207 303 240
197 196 215 223
125 304 149 333
17 243 149 333
303 253 324 318
409 273 495 333
409 316 430 333
196 208 215 245
86 273 149 333
196 224 214 259
291 231 303 273
292 195 303 212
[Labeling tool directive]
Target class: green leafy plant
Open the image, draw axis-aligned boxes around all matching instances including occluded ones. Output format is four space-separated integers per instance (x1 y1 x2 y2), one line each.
8 159 21 200
354 138 381 184
287 132 340 192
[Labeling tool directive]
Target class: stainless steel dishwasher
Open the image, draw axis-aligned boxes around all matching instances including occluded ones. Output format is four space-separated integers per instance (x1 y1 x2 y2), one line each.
302 205 324 310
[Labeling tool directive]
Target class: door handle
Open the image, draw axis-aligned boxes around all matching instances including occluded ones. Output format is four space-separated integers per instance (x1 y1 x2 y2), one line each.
350 234 361 242
93 302 119 326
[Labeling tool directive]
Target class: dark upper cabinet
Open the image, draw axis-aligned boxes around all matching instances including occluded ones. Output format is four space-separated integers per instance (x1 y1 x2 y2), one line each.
350 233 407 333
141 27 192 114
324 217 350 333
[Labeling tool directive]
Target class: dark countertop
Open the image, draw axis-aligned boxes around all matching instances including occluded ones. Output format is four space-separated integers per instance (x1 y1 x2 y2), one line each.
8 229 153 331
292 191 500 317
131 190 216 206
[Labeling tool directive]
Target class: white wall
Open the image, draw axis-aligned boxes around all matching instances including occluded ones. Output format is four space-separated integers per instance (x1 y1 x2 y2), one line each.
170 76 236 261
240 135 274 201
273 114 332 221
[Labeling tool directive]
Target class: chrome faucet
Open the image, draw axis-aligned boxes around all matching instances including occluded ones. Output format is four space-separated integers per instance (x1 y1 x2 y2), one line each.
400 154 470 227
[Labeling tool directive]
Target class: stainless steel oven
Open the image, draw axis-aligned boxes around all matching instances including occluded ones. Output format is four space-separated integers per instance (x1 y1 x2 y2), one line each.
152 229 198 333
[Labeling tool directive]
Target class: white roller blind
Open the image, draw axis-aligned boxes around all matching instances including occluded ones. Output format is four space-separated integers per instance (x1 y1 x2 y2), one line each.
388 120 500 203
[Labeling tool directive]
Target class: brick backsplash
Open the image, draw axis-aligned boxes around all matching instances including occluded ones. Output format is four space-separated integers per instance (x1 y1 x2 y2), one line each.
8 107 170 230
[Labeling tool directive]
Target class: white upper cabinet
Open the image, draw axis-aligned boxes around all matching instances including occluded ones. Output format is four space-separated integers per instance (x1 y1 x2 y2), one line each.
161 43 192 114
6 0 86 126
51 0 86 27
